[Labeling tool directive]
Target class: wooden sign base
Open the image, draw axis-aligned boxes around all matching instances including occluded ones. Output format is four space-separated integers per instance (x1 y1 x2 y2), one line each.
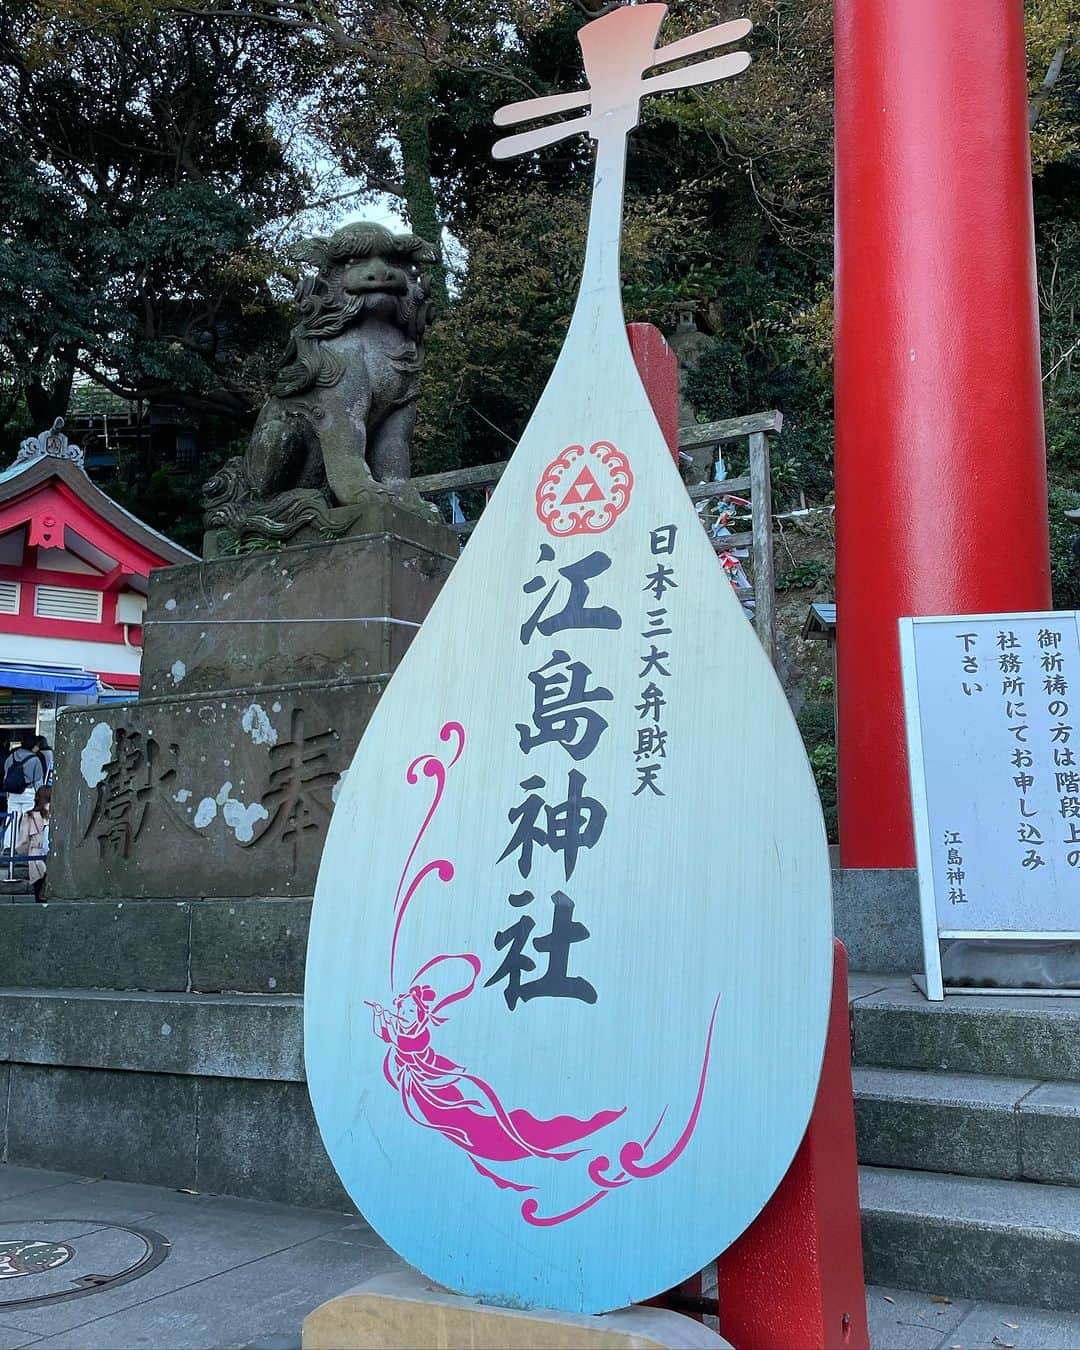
302 1271 732 1350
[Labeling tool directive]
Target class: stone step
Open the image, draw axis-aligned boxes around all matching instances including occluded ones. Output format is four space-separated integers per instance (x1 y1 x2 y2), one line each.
0 871 897 995
854 1066 1080 1186
0 987 303 1080
850 974 1080 1081
0 987 342 1210
859 1164 1080 1313
0 898 310 992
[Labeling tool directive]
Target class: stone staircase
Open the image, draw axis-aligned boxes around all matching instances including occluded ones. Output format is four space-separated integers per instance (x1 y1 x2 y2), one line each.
0 895 340 1210
851 974 1080 1312
5 888 1080 1317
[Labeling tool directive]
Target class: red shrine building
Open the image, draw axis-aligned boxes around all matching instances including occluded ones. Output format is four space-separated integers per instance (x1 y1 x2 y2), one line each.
0 420 194 743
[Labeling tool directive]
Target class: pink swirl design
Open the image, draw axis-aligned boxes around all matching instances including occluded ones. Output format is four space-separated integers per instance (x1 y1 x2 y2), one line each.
389 721 465 984
521 1191 610 1226
375 720 721 1231
517 994 722 1226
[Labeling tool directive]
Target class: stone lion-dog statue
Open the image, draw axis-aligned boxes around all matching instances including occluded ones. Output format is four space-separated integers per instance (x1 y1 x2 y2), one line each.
203 221 441 554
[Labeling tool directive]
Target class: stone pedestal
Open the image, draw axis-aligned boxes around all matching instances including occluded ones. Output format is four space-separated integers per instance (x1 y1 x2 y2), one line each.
50 522 457 901
0 519 463 1207
302 1271 732 1350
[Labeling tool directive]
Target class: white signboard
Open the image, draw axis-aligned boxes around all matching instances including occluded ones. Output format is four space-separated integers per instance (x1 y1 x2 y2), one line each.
901 611 1080 999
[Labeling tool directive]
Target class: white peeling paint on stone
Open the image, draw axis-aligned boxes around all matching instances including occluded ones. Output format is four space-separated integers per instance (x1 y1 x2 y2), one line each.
80 723 114 787
241 703 278 746
174 789 192 803
195 780 268 843
170 660 186 685
332 772 346 804
272 701 282 714
161 1023 172 1037
222 797 269 843
194 797 217 828
164 598 177 611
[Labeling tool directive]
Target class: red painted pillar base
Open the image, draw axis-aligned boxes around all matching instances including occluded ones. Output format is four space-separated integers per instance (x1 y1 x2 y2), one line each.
628 323 680 467
715 941 868 1350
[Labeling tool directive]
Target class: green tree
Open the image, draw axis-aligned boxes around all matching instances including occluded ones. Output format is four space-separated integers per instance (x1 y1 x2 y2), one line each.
424 0 838 490
0 3 317 431
1 0 1077 516
181 0 569 294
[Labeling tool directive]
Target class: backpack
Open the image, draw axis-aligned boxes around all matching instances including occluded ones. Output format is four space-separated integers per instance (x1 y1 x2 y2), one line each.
4 753 29 795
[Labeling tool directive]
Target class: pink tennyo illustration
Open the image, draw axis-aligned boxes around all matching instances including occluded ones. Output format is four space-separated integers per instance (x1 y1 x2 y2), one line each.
366 720 721 1228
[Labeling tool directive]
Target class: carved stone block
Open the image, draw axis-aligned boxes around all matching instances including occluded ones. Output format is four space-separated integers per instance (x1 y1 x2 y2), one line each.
50 681 382 899
50 528 457 901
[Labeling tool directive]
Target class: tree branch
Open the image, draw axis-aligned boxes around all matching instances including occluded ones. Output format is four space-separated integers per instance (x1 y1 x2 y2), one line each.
360 173 407 199
73 356 253 417
300 187 376 210
1044 337 1079 383
1030 41 1070 129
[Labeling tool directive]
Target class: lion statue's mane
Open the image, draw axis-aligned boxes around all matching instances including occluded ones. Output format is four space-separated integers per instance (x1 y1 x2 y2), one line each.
272 224 436 399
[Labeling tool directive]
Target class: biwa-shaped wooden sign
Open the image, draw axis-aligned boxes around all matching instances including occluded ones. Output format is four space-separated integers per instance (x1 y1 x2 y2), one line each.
306 4 832 1314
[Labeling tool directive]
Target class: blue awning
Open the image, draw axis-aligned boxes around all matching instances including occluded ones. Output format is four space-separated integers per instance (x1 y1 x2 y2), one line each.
0 664 99 694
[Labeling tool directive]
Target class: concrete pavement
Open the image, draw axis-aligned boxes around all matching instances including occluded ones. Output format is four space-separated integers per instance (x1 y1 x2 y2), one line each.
866 1286 1080 1350
2 1163 1079 1349
0 1162 398 1349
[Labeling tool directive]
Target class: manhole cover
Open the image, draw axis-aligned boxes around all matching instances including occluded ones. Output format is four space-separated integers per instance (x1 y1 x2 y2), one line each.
0 1221 169 1311
0 1241 74 1279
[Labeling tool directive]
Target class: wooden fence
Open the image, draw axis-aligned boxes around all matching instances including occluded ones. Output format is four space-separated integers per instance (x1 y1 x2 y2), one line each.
412 408 782 663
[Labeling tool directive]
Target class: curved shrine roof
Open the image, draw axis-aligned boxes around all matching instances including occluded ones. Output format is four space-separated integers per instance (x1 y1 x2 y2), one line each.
0 454 196 569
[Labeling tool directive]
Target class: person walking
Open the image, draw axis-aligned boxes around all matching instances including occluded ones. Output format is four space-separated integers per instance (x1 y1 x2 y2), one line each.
32 735 54 782
17 785 50 902
3 736 48 877
3 732 48 806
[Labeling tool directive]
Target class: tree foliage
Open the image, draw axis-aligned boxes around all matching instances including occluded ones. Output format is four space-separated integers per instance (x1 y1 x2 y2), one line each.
0 0 320 429
409 0 838 481
0 0 1077 542
1027 1 1080 602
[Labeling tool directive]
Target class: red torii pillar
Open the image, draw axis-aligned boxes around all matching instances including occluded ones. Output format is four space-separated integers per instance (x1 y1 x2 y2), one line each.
834 0 1052 866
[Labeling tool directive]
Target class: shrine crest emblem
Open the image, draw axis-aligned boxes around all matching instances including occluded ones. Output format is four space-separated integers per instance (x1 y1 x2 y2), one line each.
536 441 634 537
